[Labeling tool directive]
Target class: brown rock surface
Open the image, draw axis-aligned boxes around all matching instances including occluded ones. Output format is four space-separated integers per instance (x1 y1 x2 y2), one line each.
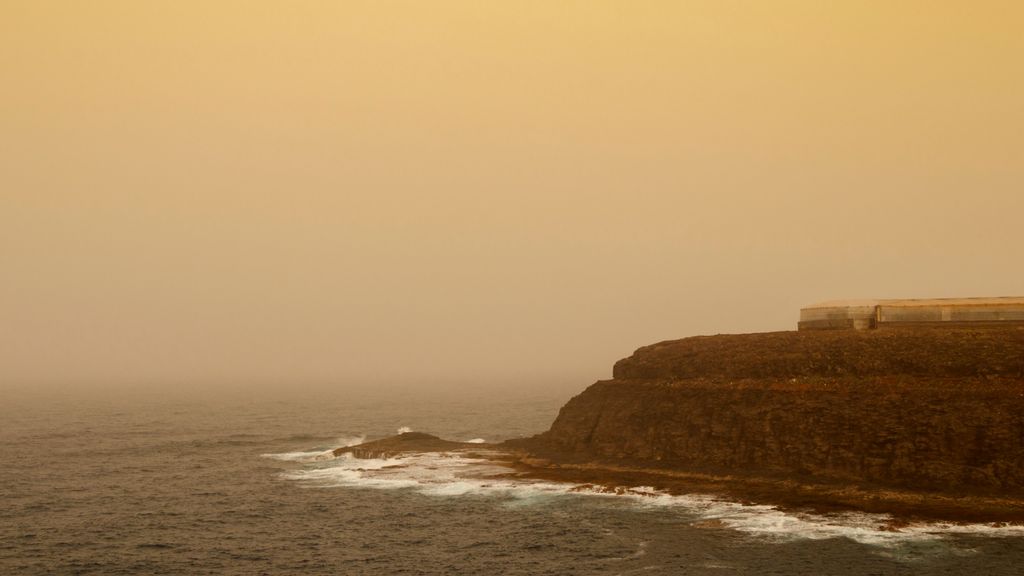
612 328 1024 381
511 327 1024 518
333 432 493 459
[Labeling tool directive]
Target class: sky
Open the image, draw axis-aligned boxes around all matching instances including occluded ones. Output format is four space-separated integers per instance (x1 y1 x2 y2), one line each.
2 1 1022 392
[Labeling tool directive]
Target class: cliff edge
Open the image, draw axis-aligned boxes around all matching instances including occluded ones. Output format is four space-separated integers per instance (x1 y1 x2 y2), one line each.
515 327 1024 519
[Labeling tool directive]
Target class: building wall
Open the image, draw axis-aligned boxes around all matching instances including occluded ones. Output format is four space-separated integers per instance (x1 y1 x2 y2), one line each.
798 303 877 331
798 298 1024 331
878 304 1024 325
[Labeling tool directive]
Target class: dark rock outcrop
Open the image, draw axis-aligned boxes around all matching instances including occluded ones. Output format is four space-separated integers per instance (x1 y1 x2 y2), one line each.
333 432 490 459
526 328 1024 498
612 328 1024 381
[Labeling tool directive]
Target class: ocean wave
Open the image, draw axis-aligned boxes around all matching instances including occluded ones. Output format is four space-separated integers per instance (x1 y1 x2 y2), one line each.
336 435 366 448
261 449 337 462
274 448 1024 547
261 435 365 463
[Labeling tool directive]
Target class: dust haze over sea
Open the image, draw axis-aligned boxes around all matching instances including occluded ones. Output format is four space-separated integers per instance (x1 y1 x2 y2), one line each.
3 384 1024 575
4 1 1024 573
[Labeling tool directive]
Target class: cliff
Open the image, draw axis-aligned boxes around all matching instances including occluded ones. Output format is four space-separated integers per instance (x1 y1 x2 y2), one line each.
516 328 1024 518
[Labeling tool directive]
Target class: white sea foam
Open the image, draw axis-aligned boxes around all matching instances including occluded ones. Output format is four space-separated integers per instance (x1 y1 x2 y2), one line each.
397 426 413 434
262 435 364 463
620 491 1024 546
284 450 576 500
337 435 366 448
274 447 1024 547
262 449 337 462
465 438 486 444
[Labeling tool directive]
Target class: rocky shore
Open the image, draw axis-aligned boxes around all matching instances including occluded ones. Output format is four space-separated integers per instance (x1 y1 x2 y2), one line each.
509 327 1024 521
335 327 1024 521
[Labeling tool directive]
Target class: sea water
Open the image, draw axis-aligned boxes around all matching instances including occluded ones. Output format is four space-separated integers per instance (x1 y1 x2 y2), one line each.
3 385 1023 575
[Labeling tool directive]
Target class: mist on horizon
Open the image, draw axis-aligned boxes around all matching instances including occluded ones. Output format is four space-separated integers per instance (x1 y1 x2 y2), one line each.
2 1 1022 392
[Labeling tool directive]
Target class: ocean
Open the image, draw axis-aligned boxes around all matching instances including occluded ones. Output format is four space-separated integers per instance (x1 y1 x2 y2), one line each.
3 384 1023 575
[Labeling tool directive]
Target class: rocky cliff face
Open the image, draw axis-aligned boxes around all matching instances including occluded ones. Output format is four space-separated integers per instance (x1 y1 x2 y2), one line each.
530 328 1024 496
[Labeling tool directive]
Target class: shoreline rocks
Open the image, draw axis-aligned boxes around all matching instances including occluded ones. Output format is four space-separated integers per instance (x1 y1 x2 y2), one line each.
510 327 1024 520
335 328 1024 520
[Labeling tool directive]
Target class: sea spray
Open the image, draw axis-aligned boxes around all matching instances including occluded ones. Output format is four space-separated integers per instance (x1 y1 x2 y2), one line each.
273 444 1024 548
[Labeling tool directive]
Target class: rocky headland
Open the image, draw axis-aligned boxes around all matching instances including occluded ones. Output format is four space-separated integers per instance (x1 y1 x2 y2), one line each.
338 327 1024 521
510 327 1024 521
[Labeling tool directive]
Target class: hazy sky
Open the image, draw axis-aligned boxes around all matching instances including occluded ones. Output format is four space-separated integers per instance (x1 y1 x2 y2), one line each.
2 1 1022 390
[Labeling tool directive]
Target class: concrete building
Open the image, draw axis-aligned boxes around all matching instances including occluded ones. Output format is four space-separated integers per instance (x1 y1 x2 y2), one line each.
798 297 1024 331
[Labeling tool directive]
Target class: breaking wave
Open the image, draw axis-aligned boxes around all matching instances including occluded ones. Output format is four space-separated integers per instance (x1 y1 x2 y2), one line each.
261 435 365 463
271 446 1024 547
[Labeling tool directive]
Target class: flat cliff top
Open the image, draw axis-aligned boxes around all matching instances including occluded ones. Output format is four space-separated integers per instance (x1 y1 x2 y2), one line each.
613 328 1024 381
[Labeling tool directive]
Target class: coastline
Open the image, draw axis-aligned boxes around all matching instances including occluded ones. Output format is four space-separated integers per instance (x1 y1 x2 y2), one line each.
500 449 1024 525
332 327 1024 523
329 431 1024 524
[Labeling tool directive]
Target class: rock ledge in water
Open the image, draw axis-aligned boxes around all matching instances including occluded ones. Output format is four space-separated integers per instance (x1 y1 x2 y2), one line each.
333 432 496 459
